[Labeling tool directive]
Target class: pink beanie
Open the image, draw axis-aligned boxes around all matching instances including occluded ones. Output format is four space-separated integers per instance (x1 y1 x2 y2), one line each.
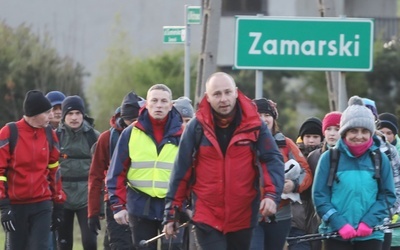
322 111 342 132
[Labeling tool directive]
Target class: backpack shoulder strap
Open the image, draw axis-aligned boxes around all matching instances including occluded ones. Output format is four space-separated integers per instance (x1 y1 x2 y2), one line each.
45 126 54 150
109 127 120 158
327 148 340 187
6 122 18 154
371 148 382 180
85 129 98 149
191 120 203 162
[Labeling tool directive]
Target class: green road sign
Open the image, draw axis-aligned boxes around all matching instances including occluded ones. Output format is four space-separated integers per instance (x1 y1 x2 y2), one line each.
163 26 185 44
187 6 202 25
234 16 374 71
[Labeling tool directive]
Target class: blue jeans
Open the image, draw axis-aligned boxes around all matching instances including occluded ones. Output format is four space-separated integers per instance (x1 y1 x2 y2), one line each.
288 227 311 250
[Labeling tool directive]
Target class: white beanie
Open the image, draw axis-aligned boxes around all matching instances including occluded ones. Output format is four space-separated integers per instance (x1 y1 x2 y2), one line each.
339 95 376 137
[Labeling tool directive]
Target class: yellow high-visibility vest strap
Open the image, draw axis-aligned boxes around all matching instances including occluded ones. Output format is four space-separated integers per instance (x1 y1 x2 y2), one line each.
127 127 178 198
48 161 59 169
0 176 7 182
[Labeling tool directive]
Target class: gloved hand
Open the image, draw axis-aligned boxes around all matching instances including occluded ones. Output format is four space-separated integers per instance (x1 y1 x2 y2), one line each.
0 199 16 232
356 222 373 237
392 214 399 224
51 203 64 231
88 216 101 235
114 210 129 225
338 224 357 240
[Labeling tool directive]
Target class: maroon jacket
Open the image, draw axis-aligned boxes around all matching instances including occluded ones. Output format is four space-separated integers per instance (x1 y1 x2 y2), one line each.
88 112 123 217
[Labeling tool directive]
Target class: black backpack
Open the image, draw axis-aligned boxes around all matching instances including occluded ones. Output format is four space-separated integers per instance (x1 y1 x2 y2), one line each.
7 122 55 154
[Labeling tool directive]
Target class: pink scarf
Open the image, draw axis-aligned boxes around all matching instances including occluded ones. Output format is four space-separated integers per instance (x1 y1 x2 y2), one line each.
344 137 373 158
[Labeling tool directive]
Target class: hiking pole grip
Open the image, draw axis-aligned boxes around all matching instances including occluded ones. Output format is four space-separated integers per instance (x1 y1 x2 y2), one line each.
138 222 190 248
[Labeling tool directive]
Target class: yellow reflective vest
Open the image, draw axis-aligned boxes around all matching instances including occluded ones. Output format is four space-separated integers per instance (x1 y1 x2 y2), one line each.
127 127 178 198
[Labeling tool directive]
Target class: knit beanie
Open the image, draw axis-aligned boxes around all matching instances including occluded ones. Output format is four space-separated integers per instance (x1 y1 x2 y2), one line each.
322 111 342 132
61 95 85 119
298 117 323 140
377 112 399 135
253 98 278 120
362 97 378 120
173 97 194 118
45 91 66 107
120 92 145 121
339 96 376 137
23 90 52 117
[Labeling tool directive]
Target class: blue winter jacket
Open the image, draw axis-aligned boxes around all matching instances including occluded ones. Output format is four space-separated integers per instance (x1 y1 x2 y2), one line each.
312 135 396 241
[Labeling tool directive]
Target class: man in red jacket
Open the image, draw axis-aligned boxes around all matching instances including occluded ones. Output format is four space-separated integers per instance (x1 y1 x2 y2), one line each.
0 90 65 250
163 72 285 250
88 91 143 250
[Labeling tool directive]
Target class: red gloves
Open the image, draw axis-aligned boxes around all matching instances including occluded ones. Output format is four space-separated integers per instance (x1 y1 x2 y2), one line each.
338 224 357 239
356 222 373 237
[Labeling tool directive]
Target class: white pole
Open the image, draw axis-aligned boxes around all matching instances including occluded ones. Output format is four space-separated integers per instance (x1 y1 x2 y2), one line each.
184 5 191 98
255 70 263 98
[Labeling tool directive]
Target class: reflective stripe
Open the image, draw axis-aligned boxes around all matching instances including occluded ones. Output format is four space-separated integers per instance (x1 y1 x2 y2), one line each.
0 176 7 182
129 180 169 189
48 161 59 169
130 161 173 170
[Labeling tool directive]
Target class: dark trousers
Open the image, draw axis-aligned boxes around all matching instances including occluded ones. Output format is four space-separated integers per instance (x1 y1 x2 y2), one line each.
105 201 134 250
250 218 291 250
288 227 311 250
129 215 184 250
6 200 52 250
324 239 382 250
57 206 97 250
193 223 253 250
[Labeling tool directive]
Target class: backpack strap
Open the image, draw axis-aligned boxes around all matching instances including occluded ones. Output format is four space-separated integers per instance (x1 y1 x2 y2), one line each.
85 129 98 149
327 148 340 187
190 120 203 186
45 126 54 150
109 127 120 158
6 122 18 154
371 148 381 180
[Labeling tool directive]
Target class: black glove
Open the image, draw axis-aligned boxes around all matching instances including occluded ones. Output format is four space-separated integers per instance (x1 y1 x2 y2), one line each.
0 199 16 232
88 216 101 235
51 203 64 231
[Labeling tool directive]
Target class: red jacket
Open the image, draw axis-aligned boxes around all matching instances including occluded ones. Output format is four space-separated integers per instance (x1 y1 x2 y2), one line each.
165 91 284 233
88 112 123 217
0 119 65 204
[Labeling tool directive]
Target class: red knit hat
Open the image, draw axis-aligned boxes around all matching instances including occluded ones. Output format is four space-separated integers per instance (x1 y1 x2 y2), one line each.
322 111 342 132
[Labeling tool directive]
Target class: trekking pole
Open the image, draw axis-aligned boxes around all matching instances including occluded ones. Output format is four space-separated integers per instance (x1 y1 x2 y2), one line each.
138 222 190 248
286 221 400 244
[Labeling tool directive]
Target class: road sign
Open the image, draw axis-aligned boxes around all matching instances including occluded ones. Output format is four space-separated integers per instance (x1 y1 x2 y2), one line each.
163 26 185 44
187 6 202 24
234 17 374 71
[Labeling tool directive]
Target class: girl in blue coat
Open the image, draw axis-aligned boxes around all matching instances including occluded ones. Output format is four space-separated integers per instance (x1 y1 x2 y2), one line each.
312 96 396 250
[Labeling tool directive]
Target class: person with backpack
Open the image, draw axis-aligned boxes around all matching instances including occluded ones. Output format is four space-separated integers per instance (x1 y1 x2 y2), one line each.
88 91 144 250
163 72 285 250
289 117 324 250
56 95 100 250
306 111 342 250
107 84 185 250
249 98 312 250
376 112 400 250
312 96 396 250
0 90 66 250
363 100 400 250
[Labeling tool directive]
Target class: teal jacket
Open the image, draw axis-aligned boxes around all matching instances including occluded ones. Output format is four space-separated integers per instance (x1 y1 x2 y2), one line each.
312 135 396 241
